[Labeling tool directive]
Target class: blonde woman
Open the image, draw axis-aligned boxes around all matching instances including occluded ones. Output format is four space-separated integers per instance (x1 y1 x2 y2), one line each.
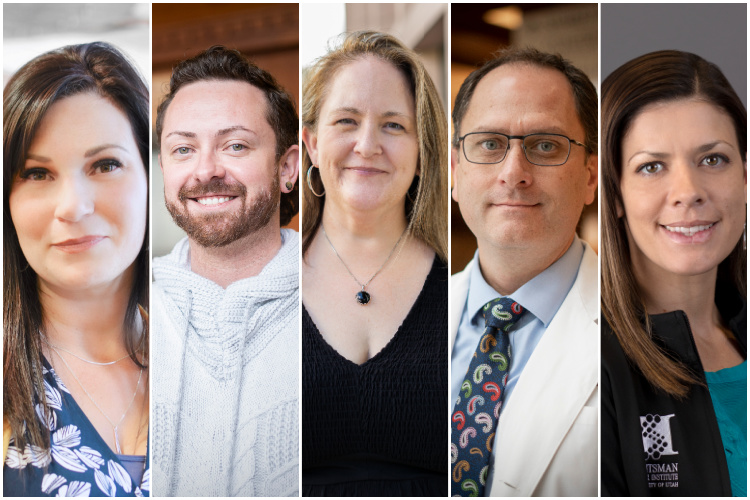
300 31 448 496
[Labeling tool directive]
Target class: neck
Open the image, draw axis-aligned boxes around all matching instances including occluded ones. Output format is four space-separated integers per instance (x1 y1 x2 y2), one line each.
318 205 409 280
189 224 282 288
39 268 134 360
633 257 721 339
477 234 574 296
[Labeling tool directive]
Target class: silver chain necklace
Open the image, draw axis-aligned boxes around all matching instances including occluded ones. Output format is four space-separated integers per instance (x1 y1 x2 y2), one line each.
322 225 408 305
41 337 131 366
48 345 143 455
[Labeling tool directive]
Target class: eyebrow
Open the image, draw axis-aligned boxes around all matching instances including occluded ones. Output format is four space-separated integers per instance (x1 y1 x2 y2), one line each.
216 125 255 137
26 144 128 163
332 107 413 120
468 125 571 136
627 140 734 165
164 126 256 140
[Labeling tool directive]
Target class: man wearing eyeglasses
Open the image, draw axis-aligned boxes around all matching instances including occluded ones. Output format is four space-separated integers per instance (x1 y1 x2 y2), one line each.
450 48 598 497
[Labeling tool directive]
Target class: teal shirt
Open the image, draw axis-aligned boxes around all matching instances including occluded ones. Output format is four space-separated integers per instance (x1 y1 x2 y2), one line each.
705 360 747 497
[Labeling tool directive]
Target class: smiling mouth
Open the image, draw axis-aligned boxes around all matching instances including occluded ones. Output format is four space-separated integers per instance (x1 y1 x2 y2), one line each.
192 196 237 206
662 223 716 236
52 236 106 253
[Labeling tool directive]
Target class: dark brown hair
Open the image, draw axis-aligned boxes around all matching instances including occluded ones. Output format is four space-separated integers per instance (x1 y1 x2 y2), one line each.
452 46 598 155
601 50 747 398
301 31 448 261
3 42 150 449
156 45 299 226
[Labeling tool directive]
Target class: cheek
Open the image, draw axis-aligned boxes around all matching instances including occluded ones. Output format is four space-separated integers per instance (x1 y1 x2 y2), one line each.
110 173 148 245
9 189 48 245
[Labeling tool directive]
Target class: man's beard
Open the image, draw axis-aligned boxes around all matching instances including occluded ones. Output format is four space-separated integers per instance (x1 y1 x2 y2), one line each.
165 177 279 248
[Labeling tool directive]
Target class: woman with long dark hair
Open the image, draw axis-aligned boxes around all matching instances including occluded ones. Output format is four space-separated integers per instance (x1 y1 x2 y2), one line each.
3 42 150 496
601 50 746 496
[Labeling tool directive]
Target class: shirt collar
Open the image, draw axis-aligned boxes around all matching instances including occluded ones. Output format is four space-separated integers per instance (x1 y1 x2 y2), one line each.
467 236 584 327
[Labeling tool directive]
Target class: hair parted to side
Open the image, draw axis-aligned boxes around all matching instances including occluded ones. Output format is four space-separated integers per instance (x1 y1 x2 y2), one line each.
602 50 747 398
3 42 150 449
156 45 299 226
452 46 598 156
301 30 448 261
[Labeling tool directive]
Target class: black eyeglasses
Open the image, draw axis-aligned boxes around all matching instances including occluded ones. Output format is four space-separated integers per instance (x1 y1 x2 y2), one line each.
458 132 587 166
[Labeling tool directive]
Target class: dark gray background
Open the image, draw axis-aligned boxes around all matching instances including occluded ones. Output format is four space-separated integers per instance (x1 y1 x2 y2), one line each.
602 3 746 106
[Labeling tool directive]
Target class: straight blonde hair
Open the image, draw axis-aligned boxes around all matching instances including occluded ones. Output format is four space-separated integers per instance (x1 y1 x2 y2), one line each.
301 31 447 262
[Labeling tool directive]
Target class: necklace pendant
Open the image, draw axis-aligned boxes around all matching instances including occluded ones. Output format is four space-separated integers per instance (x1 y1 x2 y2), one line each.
114 427 122 455
356 290 371 305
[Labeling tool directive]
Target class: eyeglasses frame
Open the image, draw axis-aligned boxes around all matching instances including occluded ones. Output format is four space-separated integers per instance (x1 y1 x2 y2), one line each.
457 131 588 166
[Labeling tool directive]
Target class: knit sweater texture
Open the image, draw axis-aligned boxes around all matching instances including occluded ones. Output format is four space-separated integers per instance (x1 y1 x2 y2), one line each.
151 230 299 497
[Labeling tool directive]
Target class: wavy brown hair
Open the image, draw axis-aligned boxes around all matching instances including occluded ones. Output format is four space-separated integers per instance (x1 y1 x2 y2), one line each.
301 31 448 261
3 42 150 449
601 50 747 398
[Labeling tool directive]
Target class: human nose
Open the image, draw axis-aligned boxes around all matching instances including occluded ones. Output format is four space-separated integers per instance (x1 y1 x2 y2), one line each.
54 176 95 222
193 151 226 183
496 140 533 187
669 165 705 207
353 121 382 158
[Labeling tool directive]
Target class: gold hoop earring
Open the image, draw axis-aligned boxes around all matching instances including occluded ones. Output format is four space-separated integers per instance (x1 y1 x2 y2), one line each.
307 165 325 197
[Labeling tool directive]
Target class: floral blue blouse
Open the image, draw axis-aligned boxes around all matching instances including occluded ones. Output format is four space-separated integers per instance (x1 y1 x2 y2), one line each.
3 359 150 497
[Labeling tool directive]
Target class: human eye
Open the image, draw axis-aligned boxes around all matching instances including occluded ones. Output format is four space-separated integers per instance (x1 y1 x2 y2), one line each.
385 122 405 131
93 158 122 174
19 167 49 181
480 138 500 151
636 162 664 175
228 143 246 152
528 136 562 154
700 153 729 167
335 118 356 126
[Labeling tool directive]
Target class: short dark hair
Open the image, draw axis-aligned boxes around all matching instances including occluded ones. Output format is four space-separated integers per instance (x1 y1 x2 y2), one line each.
156 45 299 226
452 47 598 155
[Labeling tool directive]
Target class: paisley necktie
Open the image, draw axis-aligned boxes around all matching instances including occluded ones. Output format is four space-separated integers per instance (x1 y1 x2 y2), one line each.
451 297 525 497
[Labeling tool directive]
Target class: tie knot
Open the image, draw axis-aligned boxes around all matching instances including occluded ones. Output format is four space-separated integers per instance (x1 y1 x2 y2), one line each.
482 297 524 330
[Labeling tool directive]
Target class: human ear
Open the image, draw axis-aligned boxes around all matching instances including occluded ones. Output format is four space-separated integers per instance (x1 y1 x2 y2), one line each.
278 145 300 193
451 147 460 203
301 126 318 166
583 153 598 206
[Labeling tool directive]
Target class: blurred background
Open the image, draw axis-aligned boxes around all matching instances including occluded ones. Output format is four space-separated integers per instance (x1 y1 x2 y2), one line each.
451 3 598 273
301 3 449 120
152 3 299 257
3 4 149 92
602 3 746 106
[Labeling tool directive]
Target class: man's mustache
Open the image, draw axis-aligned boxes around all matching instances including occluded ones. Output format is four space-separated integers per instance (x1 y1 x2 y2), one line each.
178 178 247 202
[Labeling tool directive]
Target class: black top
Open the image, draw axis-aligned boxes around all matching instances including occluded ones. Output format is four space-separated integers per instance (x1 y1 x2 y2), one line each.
302 256 448 497
602 298 746 497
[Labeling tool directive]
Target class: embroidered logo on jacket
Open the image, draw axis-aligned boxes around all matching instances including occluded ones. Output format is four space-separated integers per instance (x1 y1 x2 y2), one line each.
640 413 678 460
641 414 679 489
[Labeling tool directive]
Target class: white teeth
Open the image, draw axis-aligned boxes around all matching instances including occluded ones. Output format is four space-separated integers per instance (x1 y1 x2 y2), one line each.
196 196 233 206
664 223 714 236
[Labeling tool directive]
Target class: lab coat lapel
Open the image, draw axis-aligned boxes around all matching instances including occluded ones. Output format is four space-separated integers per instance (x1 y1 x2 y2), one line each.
489 246 598 496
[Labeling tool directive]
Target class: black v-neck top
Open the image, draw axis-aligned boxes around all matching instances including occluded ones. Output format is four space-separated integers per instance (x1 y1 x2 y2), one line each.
302 256 448 497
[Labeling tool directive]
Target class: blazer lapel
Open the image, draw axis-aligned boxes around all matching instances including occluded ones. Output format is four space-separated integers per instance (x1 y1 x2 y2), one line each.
489 246 599 496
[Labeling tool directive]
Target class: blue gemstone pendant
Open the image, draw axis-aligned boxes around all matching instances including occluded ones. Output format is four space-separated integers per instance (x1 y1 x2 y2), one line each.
356 290 371 305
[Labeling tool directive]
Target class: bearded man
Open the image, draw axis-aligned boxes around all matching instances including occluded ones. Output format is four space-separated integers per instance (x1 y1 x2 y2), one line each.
151 46 300 497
